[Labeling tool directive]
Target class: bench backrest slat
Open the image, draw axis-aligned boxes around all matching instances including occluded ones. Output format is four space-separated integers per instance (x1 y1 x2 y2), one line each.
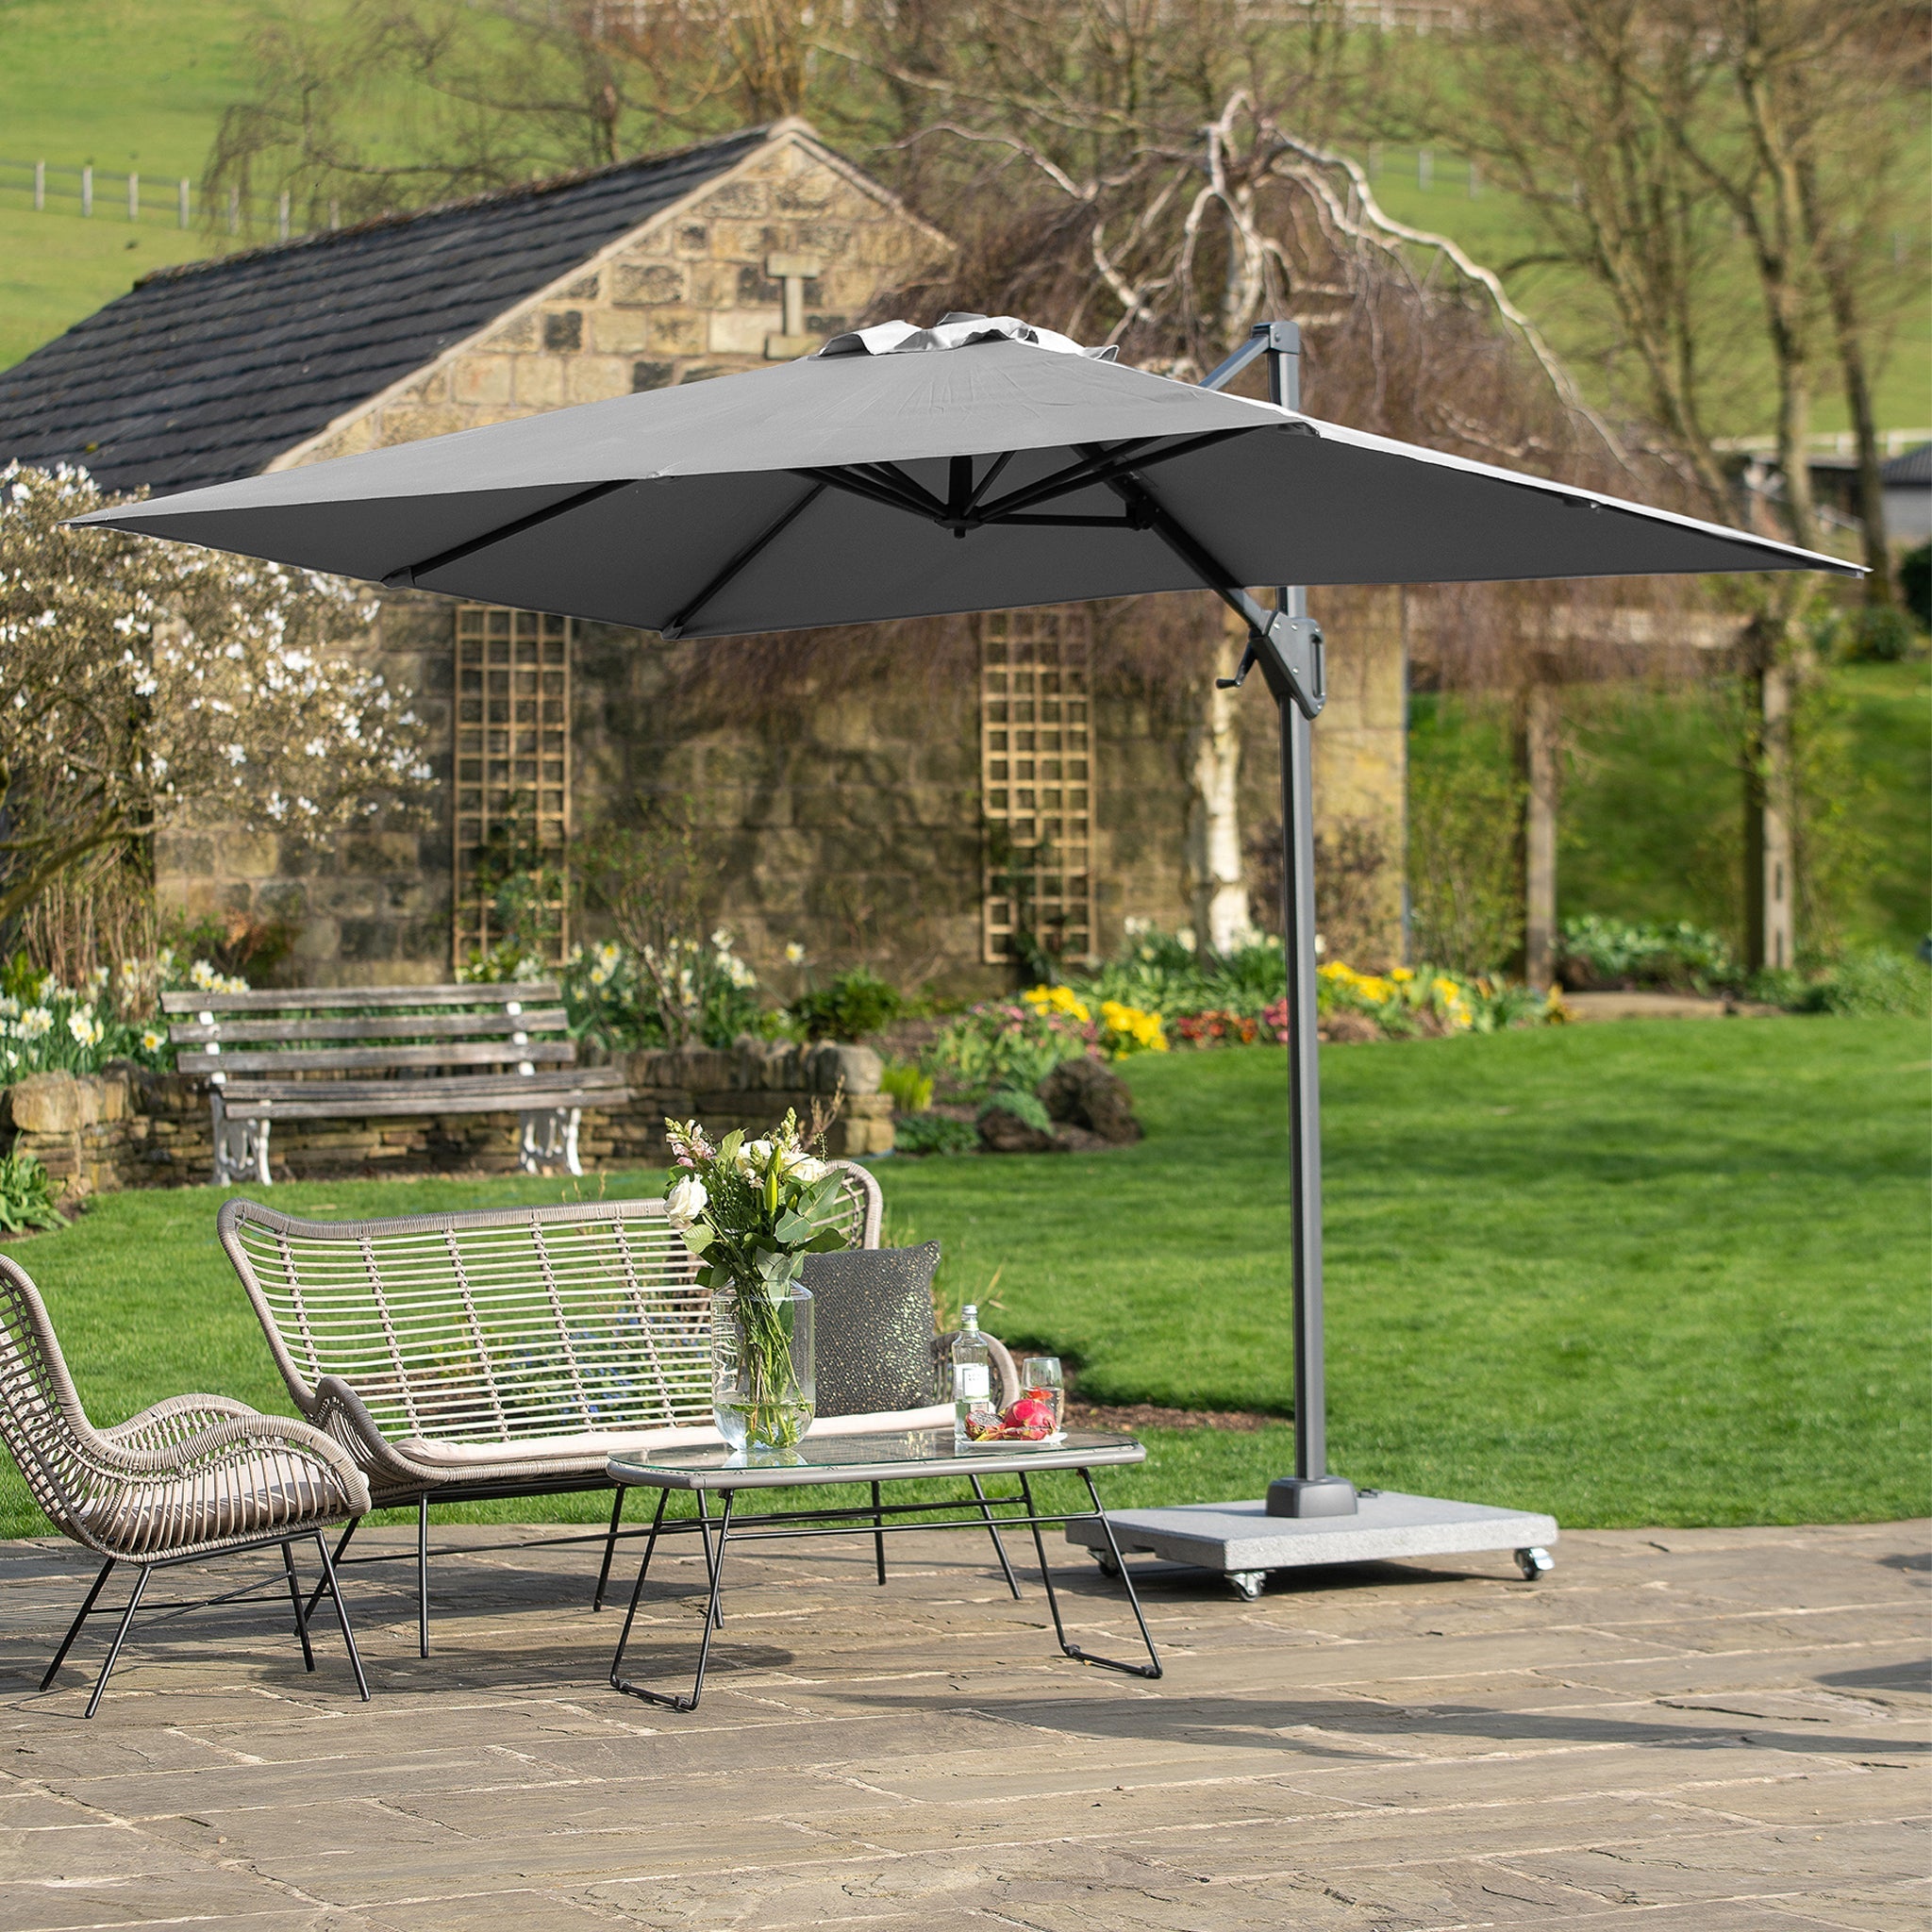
162 982 561 1015
217 1166 884 1444
175 1041 578 1076
167 1009 568 1045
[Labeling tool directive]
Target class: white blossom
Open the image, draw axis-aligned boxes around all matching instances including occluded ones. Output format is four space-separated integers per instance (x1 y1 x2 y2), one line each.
664 1174 708 1229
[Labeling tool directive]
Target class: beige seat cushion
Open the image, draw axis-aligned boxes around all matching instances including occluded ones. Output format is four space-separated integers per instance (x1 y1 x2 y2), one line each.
79 1469 354 1549
395 1402 956 1471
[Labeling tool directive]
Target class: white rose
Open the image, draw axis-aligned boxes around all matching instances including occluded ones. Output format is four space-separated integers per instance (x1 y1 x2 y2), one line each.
737 1138 774 1175
783 1152 827 1185
664 1175 708 1229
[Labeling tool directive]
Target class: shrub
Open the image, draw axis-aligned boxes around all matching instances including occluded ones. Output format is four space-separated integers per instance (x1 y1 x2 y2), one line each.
541 931 769 1053
892 1111 979 1157
790 966 903 1042
979 1086 1054 1133
924 1000 1091 1097
1758 948 1932 1018
879 1060 935 1112
0 1150 68 1233
1559 914 1737 992
1841 605 1920 664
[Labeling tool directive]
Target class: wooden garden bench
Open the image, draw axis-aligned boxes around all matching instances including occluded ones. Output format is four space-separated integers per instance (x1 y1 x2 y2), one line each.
162 981 626 1185
215 1166 1012 1655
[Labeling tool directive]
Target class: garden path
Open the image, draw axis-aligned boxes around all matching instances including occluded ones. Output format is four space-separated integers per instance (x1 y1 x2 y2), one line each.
0 1517 1924 1929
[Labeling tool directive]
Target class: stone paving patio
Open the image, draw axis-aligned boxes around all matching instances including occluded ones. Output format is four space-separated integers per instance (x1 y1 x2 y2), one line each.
1 1513 1925 1930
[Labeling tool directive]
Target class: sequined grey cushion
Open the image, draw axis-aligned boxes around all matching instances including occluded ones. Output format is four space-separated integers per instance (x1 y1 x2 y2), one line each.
799 1242 942 1417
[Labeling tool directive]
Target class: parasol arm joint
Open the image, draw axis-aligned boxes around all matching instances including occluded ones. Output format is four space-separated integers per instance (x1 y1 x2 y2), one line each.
1218 606 1324 723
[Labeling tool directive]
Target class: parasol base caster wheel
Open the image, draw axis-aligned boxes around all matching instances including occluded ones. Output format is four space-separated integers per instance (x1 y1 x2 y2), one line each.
1091 1551 1123 1580
1515 1546 1554 1581
1226 1570 1266 1602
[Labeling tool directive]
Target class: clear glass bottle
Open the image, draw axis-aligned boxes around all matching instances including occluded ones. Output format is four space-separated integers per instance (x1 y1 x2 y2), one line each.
952 1304 994 1445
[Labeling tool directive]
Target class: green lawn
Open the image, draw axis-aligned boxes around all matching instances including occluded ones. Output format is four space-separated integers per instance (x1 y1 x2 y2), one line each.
2 1017 1924 1540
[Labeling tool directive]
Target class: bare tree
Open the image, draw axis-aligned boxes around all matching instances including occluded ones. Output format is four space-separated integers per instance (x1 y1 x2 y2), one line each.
1401 0 1914 971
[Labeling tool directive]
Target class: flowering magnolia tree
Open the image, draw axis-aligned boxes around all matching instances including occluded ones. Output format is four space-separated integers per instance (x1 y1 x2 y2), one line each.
0 463 431 929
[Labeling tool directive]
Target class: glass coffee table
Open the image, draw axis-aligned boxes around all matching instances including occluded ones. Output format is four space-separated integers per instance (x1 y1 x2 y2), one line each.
604 1427 1159 1710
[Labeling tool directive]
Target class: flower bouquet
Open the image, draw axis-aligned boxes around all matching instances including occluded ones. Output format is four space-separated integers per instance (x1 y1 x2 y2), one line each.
664 1111 850 1453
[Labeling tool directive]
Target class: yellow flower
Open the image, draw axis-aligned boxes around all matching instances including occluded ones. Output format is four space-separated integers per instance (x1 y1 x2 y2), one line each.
1390 967 1415 984
1099 1000 1167 1053
1024 984 1091 1023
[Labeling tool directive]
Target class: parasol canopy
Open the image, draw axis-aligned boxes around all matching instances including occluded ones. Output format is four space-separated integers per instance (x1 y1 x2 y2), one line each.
75 313 1851 638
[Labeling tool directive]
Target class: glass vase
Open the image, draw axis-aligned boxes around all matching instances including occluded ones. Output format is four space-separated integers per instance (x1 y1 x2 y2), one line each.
711 1283 814 1455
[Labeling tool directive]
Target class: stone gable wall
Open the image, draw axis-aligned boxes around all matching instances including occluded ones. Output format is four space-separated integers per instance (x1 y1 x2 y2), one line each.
289 137 947 466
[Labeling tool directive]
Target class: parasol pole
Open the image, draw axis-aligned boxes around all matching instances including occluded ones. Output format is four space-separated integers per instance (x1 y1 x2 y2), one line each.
1200 321 1357 1517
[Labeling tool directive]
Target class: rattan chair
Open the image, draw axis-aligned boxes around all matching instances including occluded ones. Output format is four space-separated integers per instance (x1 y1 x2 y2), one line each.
0 1255 373 1716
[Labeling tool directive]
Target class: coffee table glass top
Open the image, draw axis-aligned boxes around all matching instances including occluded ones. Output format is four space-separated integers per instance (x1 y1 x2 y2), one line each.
607 1426 1144 1489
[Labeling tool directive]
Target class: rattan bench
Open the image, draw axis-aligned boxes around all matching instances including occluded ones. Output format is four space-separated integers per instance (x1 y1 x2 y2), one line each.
162 980 626 1186
215 1164 1014 1654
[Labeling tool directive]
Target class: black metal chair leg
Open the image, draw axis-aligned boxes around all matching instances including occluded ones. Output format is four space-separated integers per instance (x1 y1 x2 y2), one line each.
591 1487 625 1610
83 1566 150 1719
870 1480 887 1586
281 1541 315 1671
304 1517 358 1625
416 1498 430 1658
612 1490 733 1712
969 1474 1023 1599
42 1557 114 1691
312 1532 371 1701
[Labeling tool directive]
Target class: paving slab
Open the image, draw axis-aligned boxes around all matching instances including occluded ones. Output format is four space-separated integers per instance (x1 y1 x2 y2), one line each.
0 1519 1925 1930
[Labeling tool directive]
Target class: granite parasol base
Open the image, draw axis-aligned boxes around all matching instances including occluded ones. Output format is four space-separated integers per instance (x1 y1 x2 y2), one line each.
1064 1490 1559 1600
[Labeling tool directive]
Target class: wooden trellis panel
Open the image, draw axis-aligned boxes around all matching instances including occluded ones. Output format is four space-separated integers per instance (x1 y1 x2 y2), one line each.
979 608 1094 967
452 607 572 965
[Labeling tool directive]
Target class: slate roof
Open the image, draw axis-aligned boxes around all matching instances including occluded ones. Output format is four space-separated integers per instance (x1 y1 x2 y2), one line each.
0 127 773 496
1880 442 1931 488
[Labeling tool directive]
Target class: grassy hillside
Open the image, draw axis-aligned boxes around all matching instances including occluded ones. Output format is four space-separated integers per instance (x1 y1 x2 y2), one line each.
0 0 269 367
0 0 1924 441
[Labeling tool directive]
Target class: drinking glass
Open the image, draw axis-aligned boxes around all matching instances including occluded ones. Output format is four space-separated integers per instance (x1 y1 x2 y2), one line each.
1020 1356 1064 1437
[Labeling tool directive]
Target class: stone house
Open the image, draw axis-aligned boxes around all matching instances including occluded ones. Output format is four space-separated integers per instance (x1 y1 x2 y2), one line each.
0 120 1407 995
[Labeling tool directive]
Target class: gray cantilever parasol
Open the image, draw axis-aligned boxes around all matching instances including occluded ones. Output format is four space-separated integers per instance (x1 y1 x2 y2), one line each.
78 312 1851 1526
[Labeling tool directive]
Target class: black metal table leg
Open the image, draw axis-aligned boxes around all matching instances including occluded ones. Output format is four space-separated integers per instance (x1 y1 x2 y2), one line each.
591 1487 626 1610
608 1489 669 1681
969 1474 1023 1599
41 1558 113 1691
280 1541 316 1671
870 1480 887 1586
1017 1471 1160 1679
612 1490 734 1711
695 1489 723 1627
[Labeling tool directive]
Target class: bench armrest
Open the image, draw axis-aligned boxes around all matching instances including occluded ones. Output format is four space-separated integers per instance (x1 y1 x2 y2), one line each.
308 1375 446 1490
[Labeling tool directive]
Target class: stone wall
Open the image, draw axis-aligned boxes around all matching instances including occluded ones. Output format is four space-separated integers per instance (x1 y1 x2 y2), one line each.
0 1043 891 1198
